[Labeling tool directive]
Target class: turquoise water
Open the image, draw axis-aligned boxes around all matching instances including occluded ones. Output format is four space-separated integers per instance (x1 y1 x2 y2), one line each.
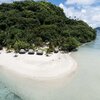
0 31 100 100
0 81 21 100
64 31 100 100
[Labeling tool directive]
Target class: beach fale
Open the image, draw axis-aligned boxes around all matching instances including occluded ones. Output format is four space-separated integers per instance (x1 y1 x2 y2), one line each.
36 50 43 55
19 49 26 54
28 49 34 54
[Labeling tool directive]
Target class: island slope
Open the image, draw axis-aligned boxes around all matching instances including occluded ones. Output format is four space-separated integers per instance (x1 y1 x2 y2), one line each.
0 1 96 52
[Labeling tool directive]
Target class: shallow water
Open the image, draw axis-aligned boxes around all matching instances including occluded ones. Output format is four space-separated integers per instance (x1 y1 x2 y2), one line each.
0 81 21 100
0 31 100 100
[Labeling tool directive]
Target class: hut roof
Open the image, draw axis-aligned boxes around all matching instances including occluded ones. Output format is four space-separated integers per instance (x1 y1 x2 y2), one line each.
19 49 26 54
37 50 43 53
55 48 59 51
37 50 43 55
28 49 34 54
54 48 59 53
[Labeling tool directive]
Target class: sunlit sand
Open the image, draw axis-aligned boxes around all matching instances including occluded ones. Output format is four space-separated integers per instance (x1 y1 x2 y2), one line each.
0 49 77 79
0 49 77 100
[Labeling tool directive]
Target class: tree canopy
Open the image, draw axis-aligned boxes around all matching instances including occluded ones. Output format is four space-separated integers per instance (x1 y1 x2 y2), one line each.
0 0 96 52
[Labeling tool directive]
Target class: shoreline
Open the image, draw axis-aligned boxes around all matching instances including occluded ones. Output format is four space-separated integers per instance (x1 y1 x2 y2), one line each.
0 49 78 100
0 49 77 80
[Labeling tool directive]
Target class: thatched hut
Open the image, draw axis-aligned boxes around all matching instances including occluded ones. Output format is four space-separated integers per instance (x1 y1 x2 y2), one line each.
28 49 34 54
54 48 59 53
19 49 26 54
36 50 43 55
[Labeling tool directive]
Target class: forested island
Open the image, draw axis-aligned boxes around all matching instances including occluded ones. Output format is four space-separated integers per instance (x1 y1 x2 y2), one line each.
0 0 96 53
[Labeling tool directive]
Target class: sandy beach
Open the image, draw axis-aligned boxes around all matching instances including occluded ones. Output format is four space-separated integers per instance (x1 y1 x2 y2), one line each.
0 49 77 80
0 49 77 100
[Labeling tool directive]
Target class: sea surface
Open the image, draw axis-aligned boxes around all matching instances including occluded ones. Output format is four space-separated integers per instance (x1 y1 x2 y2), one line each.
0 31 100 100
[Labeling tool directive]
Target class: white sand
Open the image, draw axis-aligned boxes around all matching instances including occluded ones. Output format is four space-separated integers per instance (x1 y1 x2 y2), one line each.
0 49 77 80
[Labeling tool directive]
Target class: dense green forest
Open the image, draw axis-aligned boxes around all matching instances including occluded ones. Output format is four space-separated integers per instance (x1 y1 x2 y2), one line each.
0 0 96 52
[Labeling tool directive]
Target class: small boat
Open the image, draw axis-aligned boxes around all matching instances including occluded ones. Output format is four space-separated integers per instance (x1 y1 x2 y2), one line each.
46 54 49 57
14 54 18 57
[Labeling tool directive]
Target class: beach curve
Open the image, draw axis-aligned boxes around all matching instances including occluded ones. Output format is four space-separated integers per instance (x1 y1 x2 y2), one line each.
0 50 77 80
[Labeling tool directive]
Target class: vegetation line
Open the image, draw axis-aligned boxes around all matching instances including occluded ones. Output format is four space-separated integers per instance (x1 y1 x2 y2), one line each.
0 0 96 53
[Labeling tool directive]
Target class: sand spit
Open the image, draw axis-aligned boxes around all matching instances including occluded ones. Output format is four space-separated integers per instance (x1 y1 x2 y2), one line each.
0 50 77 80
0 50 77 100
